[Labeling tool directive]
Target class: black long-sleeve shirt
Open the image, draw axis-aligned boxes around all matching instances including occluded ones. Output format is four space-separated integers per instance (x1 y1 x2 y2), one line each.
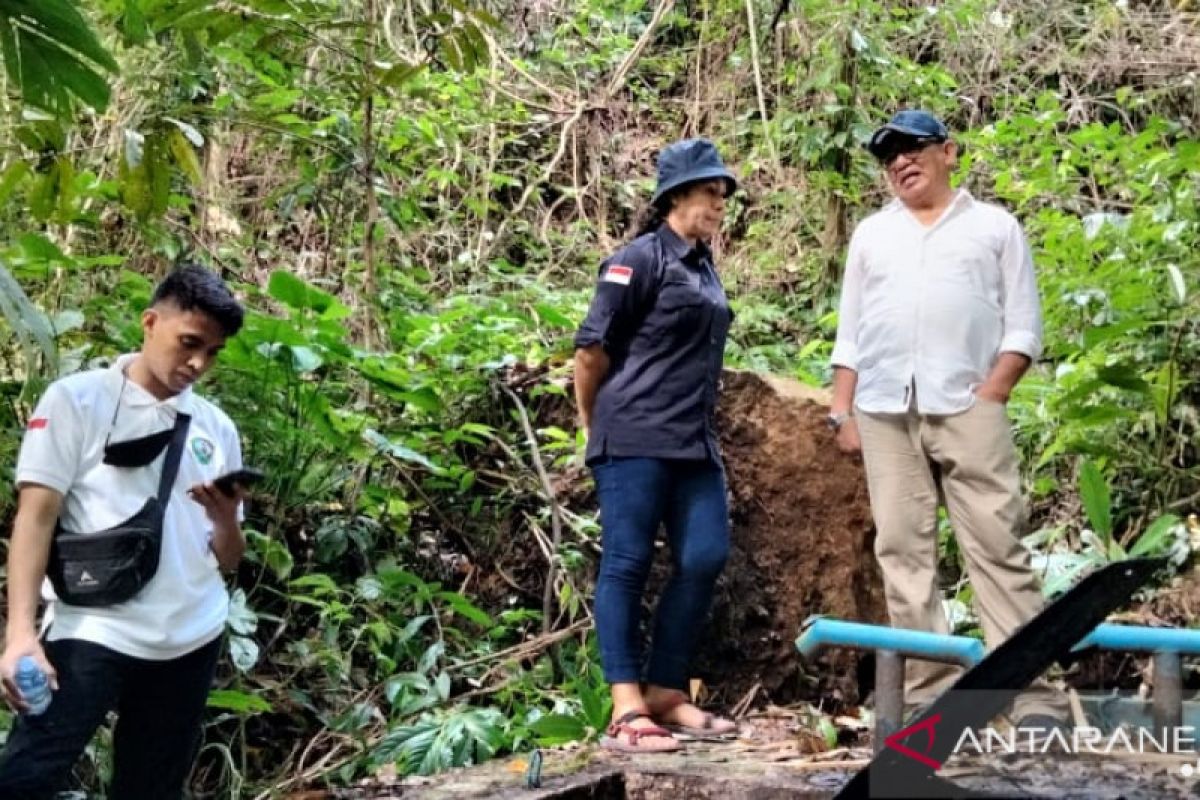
574 224 732 465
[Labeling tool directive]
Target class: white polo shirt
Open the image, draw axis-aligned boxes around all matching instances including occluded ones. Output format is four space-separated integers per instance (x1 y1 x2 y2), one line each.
831 190 1043 415
16 354 242 660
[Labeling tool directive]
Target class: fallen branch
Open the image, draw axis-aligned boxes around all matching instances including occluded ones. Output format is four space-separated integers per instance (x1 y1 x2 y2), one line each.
730 681 762 719
500 382 566 635
446 618 591 674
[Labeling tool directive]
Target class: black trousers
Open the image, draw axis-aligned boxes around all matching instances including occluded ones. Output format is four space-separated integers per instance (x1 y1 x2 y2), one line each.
0 635 222 800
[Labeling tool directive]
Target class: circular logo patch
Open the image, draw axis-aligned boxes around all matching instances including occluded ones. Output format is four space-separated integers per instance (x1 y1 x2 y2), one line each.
190 436 215 465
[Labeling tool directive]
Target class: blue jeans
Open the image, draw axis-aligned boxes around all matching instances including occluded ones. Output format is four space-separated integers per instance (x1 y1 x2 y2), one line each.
592 456 730 690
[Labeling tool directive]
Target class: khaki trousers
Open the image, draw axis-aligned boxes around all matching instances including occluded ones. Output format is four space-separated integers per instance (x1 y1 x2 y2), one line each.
857 398 1068 722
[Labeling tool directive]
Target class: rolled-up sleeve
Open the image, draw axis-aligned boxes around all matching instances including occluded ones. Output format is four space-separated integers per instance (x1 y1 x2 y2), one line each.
997 217 1043 360
573 244 657 352
830 229 865 370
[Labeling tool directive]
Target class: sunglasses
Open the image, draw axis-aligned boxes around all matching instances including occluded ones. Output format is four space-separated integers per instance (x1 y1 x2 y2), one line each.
879 136 945 166
102 373 176 468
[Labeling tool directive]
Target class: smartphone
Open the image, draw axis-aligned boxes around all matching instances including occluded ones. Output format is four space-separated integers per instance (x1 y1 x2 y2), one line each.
212 468 266 496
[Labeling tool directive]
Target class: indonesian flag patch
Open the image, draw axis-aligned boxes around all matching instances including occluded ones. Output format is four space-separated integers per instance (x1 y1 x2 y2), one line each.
27 418 48 430
602 265 633 286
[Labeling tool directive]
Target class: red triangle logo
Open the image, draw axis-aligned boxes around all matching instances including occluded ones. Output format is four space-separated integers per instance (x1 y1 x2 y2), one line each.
883 713 943 770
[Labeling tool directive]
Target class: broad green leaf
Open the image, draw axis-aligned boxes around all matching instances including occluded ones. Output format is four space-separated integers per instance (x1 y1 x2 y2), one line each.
146 133 170 216
1130 514 1182 559
818 716 839 748
534 303 573 328
435 590 492 627
0 160 31 205
364 429 440 472
1165 264 1187 305
578 681 610 731
207 688 272 715
28 164 58 220
0 0 117 114
247 530 294 580
120 0 150 46
356 576 383 601
148 0 218 32
0 258 57 376
229 635 260 672
381 62 422 89
35 37 111 111
52 155 75 222
168 127 204 187
1096 365 1150 394
1079 460 1112 540
164 116 204 147
397 386 442 414
120 131 170 219
226 589 259 635
289 573 340 596
530 714 586 745
417 641 444 674
267 270 338 313
286 344 323 373
18 233 67 262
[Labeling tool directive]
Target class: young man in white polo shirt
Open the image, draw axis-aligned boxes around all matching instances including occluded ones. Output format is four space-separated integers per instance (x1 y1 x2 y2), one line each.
829 110 1070 732
0 264 247 798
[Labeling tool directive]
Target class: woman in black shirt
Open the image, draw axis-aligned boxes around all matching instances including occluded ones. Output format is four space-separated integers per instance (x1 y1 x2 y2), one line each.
574 138 739 753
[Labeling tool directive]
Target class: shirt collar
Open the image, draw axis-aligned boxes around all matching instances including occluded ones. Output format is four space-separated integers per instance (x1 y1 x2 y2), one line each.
107 353 195 414
887 187 973 214
656 223 712 266
886 188 975 233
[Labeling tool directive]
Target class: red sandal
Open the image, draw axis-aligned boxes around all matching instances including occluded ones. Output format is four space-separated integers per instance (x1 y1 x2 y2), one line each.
600 709 682 753
650 691 739 740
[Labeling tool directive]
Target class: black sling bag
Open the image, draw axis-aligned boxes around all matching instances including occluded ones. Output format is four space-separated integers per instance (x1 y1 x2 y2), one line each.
47 412 191 607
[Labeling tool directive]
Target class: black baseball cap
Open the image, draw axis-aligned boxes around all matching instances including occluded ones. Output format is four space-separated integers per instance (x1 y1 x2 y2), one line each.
867 110 950 160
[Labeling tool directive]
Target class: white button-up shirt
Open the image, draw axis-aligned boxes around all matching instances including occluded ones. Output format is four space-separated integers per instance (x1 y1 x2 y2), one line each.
831 190 1042 415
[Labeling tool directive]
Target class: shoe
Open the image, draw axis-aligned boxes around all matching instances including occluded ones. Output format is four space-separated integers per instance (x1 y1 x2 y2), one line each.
648 690 738 740
600 709 682 753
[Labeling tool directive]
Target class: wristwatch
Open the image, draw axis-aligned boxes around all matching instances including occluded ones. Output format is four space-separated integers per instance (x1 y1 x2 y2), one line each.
827 411 851 431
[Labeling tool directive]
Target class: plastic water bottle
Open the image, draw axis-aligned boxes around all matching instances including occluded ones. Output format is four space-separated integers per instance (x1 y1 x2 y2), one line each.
15 656 50 715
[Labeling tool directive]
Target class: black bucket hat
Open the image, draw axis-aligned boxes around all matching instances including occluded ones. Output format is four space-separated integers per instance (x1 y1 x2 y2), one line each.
651 138 737 206
867 109 949 160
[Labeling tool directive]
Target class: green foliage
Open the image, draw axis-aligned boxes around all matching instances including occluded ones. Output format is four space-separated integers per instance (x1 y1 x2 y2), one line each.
0 0 118 115
371 706 506 776
0 0 1195 796
1079 460 1113 548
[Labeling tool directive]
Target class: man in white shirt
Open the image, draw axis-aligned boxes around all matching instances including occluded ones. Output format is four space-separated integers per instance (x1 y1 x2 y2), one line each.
0 265 248 798
829 110 1069 730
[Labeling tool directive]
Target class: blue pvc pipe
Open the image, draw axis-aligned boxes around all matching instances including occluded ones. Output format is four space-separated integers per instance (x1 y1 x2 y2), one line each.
1074 623 1200 655
795 617 986 666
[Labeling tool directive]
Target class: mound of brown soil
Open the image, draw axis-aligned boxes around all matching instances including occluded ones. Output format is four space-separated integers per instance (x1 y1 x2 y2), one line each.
687 370 885 707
